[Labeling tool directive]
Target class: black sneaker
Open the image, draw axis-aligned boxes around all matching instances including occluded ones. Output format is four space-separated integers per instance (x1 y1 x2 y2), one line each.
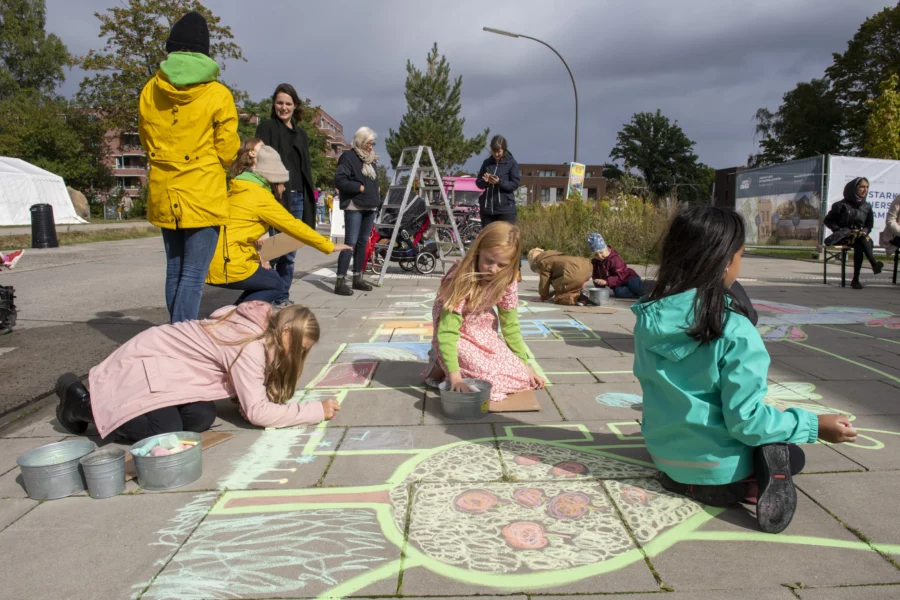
334 278 353 296
658 472 746 507
55 373 92 435
873 261 884 275
851 279 863 290
754 444 797 534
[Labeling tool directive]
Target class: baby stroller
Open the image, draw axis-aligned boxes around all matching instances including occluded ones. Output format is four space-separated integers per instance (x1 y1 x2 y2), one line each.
365 195 438 275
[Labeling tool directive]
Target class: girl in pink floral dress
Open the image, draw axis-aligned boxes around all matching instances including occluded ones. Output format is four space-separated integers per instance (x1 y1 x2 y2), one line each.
423 222 545 401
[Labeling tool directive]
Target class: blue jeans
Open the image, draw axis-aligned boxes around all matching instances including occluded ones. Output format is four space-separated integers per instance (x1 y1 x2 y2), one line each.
612 275 645 299
317 205 327 223
338 209 376 277
162 226 220 323
209 265 286 304
272 191 304 300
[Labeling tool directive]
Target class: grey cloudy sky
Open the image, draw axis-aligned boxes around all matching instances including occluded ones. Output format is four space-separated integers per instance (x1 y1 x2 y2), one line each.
47 0 892 174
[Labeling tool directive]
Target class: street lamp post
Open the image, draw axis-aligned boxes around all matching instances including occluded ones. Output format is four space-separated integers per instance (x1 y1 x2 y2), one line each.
483 26 579 164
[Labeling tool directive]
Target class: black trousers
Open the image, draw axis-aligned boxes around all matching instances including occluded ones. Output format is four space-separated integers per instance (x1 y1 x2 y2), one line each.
117 401 217 443
480 212 516 227
852 234 878 279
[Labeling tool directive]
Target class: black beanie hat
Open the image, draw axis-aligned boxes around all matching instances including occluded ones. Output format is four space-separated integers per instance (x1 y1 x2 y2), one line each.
166 12 210 56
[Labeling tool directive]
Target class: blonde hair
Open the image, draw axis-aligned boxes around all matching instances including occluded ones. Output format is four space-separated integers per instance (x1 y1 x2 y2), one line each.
230 138 263 179
438 222 522 313
352 126 376 149
201 304 320 405
527 247 544 272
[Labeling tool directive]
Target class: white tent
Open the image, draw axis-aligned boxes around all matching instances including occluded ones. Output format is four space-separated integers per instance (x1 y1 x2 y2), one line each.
0 157 87 226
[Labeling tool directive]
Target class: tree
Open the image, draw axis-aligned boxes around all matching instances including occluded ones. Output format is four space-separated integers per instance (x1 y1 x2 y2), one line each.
866 74 900 159
675 163 715 204
376 164 390 198
609 110 699 198
0 0 68 100
827 2 900 153
385 43 488 172
74 0 245 130
237 97 271 141
0 93 113 191
749 78 844 167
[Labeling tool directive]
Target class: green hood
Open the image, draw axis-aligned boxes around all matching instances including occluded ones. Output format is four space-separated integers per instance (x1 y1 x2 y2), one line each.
631 290 703 363
160 52 220 87
234 171 271 192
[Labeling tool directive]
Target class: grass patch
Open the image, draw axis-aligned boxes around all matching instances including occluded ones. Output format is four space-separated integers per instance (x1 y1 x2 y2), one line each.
0 226 160 251
518 198 670 265
744 247 820 262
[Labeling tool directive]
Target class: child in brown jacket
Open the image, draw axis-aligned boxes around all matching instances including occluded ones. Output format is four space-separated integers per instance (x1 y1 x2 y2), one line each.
528 248 592 305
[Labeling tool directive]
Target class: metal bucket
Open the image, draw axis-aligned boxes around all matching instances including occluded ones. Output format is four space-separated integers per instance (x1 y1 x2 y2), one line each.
587 287 610 305
130 432 203 491
439 379 492 420
80 448 127 499
17 439 97 500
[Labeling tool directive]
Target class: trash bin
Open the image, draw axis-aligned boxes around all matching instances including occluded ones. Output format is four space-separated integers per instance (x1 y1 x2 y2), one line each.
30 204 59 248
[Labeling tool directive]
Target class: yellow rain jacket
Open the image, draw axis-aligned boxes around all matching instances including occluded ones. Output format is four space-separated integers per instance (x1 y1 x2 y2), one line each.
207 175 335 285
139 53 240 230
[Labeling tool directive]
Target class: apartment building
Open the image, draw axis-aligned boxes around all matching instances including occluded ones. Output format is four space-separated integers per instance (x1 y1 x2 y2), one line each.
517 163 608 204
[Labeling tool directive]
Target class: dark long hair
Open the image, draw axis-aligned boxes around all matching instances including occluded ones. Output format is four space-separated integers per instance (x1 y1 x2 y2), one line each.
270 83 303 125
647 205 747 344
490 134 508 154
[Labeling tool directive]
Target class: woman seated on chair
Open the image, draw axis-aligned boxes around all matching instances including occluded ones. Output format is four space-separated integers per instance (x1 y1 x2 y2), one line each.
823 177 883 289
880 194 900 265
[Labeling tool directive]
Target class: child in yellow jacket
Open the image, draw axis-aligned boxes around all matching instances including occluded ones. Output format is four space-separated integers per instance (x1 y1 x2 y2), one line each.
206 145 350 305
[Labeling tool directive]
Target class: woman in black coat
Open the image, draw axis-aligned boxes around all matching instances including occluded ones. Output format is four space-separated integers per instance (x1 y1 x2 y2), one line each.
823 177 883 289
254 83 317 304
333 126 381 296
476 135 521 226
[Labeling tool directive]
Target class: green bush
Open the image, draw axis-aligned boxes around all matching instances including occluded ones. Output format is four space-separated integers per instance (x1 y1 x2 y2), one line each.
517 196 670 265
129 189 148 218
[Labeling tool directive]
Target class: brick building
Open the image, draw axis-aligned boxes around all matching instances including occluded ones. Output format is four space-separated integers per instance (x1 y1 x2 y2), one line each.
517 163 608 204
315 108 349 158
106 130 147 199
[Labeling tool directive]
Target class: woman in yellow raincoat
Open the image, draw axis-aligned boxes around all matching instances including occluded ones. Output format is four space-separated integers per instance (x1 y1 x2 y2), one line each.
139 11 240 323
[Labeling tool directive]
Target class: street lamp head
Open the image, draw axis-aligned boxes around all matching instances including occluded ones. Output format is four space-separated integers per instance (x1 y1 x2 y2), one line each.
483 26 520 38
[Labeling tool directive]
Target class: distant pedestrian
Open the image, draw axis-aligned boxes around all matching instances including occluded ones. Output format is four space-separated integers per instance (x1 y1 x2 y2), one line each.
116 199 124 220
333 126 381 295
476 135 520 226
139 11 240 323
255 83 317 295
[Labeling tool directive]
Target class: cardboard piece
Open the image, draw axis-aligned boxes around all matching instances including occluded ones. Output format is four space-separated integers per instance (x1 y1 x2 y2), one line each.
564 306 617 314
489 389 541 412
258 233 305 262
124 430 234 482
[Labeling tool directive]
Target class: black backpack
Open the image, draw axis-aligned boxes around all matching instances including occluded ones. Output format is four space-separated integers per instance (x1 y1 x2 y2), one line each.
0 285 16 335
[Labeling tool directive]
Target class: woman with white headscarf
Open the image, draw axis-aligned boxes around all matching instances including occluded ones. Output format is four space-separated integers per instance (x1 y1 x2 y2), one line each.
333 126 381 296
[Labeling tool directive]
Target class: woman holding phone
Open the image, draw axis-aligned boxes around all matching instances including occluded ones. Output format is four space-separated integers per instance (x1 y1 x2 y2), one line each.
476 135 521 226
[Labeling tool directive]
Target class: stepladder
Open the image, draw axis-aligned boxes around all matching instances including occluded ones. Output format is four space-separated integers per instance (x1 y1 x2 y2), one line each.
370 146 467 286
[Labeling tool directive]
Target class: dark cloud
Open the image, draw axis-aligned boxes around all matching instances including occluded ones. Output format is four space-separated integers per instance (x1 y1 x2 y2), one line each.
47 0 893 175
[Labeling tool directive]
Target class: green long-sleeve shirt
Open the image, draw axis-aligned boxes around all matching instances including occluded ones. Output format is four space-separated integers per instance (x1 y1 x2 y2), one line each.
437 308 530 372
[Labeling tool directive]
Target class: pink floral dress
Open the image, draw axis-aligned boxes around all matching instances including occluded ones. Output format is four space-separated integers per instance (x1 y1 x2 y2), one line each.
425 270 532 402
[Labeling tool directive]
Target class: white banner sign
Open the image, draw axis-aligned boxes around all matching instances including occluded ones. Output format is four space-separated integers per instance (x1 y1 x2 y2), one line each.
330 205 345 241
827 155 900 246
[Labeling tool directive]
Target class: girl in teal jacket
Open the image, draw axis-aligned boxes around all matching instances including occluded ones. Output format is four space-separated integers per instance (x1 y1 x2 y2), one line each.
632 206 857 534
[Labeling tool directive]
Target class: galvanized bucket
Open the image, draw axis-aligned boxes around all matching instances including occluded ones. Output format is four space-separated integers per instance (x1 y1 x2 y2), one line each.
17 439 97 500
587 287 610 306
439 379 492 420
80 448 127 499
130 432 202 491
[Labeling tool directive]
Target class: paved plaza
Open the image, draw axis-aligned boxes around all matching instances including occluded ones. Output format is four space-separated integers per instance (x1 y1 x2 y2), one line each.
1 237 899 599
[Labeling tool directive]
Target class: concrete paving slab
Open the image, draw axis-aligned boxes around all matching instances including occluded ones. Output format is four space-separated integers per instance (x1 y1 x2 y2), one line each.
143 507 403 599
824 421 900 471
397 480 660 596
650 493 900 591
539 591 796 600
536 358 596 384
801 442 867 474
805 381 900 417
322 424 499 486
603 336 636 354
548 383 646 421
797 585 900 599
327 390 424 427
797 471 900 545
770 359 826 382
574 356 638 383
0 498 37 532
527 339 624 359
0 491 214 600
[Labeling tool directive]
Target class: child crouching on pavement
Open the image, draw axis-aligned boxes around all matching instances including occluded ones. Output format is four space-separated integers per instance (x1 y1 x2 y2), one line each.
632 205 857 533
588 233 645 298
527 248 591 305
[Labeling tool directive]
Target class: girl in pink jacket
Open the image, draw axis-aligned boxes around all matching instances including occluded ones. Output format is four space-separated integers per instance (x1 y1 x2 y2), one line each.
54 302 339 442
